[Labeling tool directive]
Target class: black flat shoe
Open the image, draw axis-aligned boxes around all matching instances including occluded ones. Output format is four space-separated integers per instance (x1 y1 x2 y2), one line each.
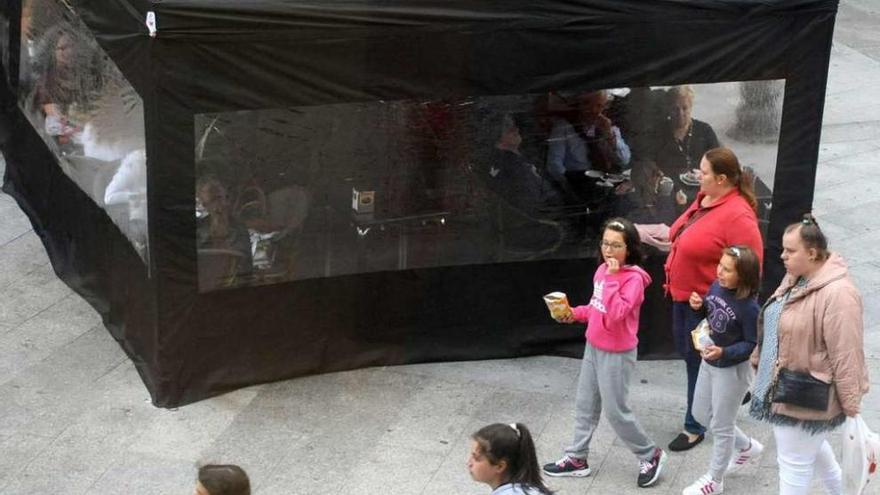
668 432 704 452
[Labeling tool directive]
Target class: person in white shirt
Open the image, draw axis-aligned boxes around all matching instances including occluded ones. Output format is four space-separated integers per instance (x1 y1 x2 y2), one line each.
545 90 632 189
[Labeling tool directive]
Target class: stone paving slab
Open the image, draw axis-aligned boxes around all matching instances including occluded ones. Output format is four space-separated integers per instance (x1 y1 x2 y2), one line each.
0 230 53 290
0 261 72 327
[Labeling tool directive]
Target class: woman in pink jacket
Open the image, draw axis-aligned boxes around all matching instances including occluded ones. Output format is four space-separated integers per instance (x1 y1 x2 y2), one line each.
750 214 869 494
543 217 667 489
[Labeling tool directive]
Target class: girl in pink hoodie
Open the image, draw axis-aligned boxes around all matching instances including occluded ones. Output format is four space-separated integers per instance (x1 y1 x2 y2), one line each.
543 217 666 489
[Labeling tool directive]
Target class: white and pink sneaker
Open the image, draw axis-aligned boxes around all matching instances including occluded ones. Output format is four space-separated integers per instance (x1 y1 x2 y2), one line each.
726 438 764 475
682 473 723 495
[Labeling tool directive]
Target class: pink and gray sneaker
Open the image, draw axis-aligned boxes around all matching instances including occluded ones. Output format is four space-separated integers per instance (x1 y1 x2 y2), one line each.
542 455 591 477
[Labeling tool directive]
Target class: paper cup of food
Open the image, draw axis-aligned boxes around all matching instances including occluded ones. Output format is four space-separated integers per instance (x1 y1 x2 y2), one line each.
543 291 573 321
658 176 674 196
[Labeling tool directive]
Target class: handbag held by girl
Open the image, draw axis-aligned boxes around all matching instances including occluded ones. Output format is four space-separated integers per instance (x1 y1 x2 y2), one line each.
771 368 831 411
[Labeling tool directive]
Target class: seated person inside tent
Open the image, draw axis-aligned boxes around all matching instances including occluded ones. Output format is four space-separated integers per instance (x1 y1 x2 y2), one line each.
545 90 632 196
483 115 566 215
652 85 719 198
234 171 311 277
614 159 683 227
477 113 580 251
104 149 148 254
27 23 105 148
196 176 253 289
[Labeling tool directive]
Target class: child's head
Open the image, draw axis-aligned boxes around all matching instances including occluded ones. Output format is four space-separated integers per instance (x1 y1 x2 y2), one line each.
599 217 643 266
468 423 552 494
717 245 761 298
195 464 250 495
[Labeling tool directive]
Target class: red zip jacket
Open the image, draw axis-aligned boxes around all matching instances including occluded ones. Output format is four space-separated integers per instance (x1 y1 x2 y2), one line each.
664 189 763 301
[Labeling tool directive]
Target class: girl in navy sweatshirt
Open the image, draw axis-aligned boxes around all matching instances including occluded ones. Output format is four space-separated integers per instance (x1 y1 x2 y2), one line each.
681 245 762 495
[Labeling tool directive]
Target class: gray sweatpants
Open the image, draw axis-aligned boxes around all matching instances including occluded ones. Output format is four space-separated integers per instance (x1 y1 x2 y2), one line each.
565 341 656 461
692 359 753 481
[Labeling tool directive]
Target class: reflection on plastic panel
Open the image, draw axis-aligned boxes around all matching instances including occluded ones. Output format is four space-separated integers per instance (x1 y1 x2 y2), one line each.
18 0 148 264
194 81 784 292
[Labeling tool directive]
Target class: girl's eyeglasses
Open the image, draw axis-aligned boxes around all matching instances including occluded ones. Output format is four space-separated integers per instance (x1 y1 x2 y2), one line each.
601 241 626 250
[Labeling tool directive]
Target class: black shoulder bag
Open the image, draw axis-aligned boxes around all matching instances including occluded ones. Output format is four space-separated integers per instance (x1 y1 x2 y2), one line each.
772 368 831 411
770 280 832 412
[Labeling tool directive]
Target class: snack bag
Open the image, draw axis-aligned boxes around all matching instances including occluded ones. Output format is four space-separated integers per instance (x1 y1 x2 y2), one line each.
543 292 573 321
690 318 713 351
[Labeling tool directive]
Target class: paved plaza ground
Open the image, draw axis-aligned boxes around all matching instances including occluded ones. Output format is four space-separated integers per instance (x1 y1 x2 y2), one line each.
1 1 879 493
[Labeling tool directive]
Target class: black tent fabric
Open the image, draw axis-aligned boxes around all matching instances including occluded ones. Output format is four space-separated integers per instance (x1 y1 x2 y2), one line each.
1 0 836 406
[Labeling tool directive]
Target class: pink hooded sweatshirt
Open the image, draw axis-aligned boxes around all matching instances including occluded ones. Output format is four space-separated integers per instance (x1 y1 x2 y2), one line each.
571 263 652 353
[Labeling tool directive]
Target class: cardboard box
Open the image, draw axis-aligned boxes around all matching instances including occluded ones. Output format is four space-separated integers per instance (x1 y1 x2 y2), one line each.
352 188 375 213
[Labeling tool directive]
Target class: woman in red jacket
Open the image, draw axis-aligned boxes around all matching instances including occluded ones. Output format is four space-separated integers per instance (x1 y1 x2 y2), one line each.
664 147 764 451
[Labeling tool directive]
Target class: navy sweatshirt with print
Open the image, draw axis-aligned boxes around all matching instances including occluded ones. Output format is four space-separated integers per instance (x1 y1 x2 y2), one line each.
696 280 759 368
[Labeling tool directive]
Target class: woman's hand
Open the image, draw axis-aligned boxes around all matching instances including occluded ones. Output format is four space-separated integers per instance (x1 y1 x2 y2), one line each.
689 291 703 310
702 345 723 361
596 114 613 136
606 258 620 275
614 181 633 195
676 190 688 205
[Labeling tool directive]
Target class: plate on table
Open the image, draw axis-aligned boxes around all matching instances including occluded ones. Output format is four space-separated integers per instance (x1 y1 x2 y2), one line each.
584 170 604 179
605 173 626 183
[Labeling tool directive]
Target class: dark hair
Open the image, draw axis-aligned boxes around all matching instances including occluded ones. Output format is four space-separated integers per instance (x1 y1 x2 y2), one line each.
472 423 553 494
601 217 644 266
784 213 829 261
630 159 663 207
703 147 757 214
32 23 105 107
198 464 250 495
723 245 761 299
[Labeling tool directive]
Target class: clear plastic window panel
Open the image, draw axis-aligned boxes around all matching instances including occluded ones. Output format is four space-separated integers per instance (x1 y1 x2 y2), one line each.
18 0 148 263
194 80 783 292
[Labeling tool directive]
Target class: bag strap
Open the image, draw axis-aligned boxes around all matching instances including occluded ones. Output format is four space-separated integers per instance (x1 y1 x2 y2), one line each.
671 205 710 241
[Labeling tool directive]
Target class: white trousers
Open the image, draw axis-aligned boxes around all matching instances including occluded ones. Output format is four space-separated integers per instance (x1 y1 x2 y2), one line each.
773 424 842 495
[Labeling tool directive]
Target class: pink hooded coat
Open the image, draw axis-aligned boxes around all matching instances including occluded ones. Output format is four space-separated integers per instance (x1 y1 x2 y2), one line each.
751 253 869 419
571 263 652 353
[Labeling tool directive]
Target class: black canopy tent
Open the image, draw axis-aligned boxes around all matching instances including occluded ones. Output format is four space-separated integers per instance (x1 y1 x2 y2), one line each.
0 0 836 407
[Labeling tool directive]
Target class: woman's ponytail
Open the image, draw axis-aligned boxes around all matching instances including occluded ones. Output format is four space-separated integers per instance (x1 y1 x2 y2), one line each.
737 166 758 215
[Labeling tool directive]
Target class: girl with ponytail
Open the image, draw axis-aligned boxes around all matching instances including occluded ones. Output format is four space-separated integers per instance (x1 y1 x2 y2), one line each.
468 423 554 494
